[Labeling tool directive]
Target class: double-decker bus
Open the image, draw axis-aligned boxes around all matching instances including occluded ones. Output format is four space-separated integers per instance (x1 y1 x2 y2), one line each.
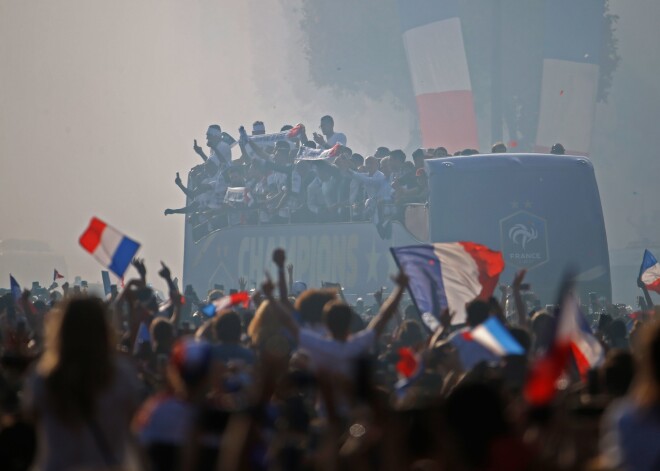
183 153 610 305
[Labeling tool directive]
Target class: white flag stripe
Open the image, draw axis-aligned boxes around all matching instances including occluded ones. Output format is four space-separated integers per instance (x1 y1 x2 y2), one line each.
402 18 472 95
641 264 660 285
536 59 599 154
434 243 481 324
93 225 123 268
470 327 507 356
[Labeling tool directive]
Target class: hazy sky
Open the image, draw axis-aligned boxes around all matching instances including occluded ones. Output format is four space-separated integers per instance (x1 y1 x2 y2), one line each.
1 0 659 295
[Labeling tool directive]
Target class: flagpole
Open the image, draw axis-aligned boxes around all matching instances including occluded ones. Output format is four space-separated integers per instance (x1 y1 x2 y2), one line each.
638 277 654 309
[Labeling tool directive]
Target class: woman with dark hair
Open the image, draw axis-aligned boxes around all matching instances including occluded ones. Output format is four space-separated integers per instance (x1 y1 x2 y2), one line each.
24 296 140 471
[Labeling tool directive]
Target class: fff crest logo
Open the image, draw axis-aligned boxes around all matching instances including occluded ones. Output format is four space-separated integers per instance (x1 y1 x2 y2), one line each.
499 210 549 270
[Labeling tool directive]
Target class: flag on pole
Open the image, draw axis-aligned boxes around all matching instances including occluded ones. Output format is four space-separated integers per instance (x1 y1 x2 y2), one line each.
53 269 65 282
397 0 479 151
639 249 660 294
390 242 504 328
9 275 21 302
79 217 141 278
524 289 604 405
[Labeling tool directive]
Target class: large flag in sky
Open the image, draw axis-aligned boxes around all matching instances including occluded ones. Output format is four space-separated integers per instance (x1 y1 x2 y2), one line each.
79 217 140 278
524 287 604 405
535 0 604 155
397 0 479 152
390 242 504 328
639 249 660 294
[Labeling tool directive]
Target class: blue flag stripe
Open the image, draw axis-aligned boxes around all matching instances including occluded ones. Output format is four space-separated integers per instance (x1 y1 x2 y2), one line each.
483 317 524 355
391 245 448 331
108 237 140 278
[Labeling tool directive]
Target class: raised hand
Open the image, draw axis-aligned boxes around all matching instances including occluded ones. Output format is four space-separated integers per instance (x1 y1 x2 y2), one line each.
373 287 383 305
313 132 326 146
132 258 147 281
512 269 527 291
175 172 182 186
238 126 249 146
158 261 171 281
287 263 294 278
272 248 286 269
392 270 409 288
238 276 247 291
261 272 275 299
439 308 455 330
193 139 203 155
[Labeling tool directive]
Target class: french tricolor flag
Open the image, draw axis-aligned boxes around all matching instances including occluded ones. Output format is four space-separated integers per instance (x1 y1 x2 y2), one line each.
201 291 251 317
390 242 504 327
450 317 524 371
79 217 141 278
639 249 660 294
397 0 479 152
469 317 525 357
524 292 604 406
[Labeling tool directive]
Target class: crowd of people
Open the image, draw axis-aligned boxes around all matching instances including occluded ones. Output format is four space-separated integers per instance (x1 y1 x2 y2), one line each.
164 116 567 240
0 247 658 471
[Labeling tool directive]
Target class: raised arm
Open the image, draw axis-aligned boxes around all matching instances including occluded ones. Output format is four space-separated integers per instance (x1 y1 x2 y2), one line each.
368 271 409 336
287 263 294 294
638 277 655 309
511 270 530 329
158 261 181 327
261 272 299 340
193 139 208 162
174 172 194 197
348 169 383 185
272 248 295 311
429 308 454 347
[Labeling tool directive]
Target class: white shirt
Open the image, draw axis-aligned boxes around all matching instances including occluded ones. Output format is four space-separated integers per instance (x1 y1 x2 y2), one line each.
326 132 347 147
348 170 392 201
207 141 232 167
298 328 376 377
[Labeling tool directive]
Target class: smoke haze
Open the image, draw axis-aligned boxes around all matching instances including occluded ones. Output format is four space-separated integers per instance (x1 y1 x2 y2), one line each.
1 0 658 299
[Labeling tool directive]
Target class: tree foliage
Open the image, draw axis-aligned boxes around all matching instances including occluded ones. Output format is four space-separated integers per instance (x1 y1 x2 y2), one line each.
598 0 620 103
295 0 414 107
